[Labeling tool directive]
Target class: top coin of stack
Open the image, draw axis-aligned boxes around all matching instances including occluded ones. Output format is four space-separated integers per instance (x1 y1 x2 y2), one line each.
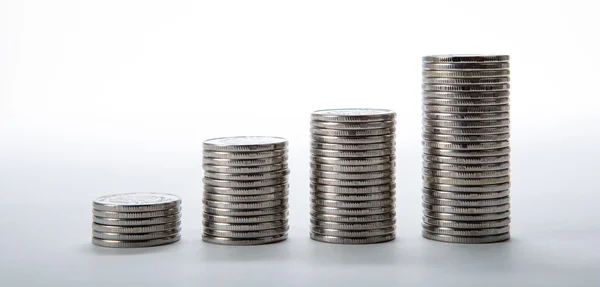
202 136 290 245
310 109 397 244
92 193 182 248
421 54 511 244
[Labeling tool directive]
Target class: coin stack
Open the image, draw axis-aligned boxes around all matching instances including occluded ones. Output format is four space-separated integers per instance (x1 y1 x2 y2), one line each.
202 136 290 245
421 55 511 243
310 109 397 244
92 193 182 248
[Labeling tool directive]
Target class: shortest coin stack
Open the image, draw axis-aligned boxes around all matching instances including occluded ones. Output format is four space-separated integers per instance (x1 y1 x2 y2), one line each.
202 136 290 245
92 193 182 248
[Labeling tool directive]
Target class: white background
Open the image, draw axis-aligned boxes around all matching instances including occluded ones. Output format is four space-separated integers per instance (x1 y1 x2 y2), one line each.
1 0 599 286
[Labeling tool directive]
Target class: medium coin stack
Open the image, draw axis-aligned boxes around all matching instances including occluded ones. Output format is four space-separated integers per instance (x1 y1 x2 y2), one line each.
202 136 290 245
310 109 397 244
421 54 511 244
92 193 182 248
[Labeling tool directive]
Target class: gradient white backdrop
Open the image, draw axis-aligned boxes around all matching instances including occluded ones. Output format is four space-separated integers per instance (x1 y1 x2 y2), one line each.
1 1 599 286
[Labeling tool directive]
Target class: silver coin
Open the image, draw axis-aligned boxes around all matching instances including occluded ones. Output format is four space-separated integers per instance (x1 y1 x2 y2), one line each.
423 84 509 92
423 188 510 200
423 119 509 128
204 169 289 181
311 155 395 165
204 204 288 216
312 134 395 144
311 219 395 230
422 97 509 106
422 167 510 178
422 230 509 244
423 140 509 150
423 209 510 221
423 112 509 121
422 223 510 237
423 91 509 99
92 235 181 248
311 198 394 208
311 177 394 186
310 233 395 244
423 154 510 164
422 55 509 63
91 221 181 234
423 105 510 114
423 203 510 214
203 177 287 188
423 216 510 229
311 148 394 158
203 149 286 160
423 133 510 142
311 141 395 151
203 220 288 231
310 182 396 194
202 234 287 245
203 163 287 174
203 226 288 238
92 228 181 241
424 147 510 158
203 156 287 167
423 126 509 135
311 204 395 215
311 212 396 223
311 162 395 173
311 120 395 130
93 214 181 226
203 191 288 202
423 182 510 192
423 70 510 78
311 127 395 137
311 170 394 180
423 161 510 171
93 207 182 219
204 184 288 195
422 77 510 85
423 62 509 70
422 195 510 207
203 136 287 152
311 226 395 237
202 212 288 224
203 199 287 210
311 191 395 201
311 109 396 123
423 175 510 186
93 193 181 212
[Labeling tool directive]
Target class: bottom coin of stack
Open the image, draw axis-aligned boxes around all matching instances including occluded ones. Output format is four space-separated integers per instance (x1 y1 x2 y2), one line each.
92 193 182 248
202 136 290 245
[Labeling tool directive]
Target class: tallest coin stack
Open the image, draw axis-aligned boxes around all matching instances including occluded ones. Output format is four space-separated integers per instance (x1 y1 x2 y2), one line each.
421 55 511 243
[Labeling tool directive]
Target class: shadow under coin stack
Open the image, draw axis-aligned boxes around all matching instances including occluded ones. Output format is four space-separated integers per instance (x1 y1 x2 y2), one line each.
202 136 290 245
421 55 511 243
310 109 397 244
92 193 182 248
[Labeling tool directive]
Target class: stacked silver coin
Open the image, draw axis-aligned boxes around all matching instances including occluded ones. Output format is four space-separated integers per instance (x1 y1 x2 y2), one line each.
310 109 397 244
202 136 290 245
92 193 182 248
421 54 511 243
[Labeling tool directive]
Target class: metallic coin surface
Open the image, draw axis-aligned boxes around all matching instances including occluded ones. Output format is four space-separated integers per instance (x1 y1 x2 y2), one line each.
422 230 509 244
422 55 509 63
422 195 510 207
93 214 181 226
423 97 509 106
423 209 510 221
203 212 288 224
202 220 288 231
423 154 510 164
422 167 510 178
311 120 395 130
422 203 510 214
92 207 182 219
203 149 285 160
203 199 287 210
422 216 510 229
423 91 509 100
92 235 181 248
422 188 510 200
422 223 510 237
203 177 287 188
93 193 181 212
311 162 395 173
423 112 510 121
204 169 289 181
422 77 510 85
203 191 288 202
311 148 394 158
311 155 395 166
204 204 288 216
423 161 510 171
204 184 288 195
311 141 395 151
311 191 395 201
423 147 510 158
203 226 288 238
311 198 394 208
423 182 510 192
310 233 395 244
312 134 395 144
311 226 395 237
311 170 394 180
423 175 510 185
311 127 395 137
311 212 396 223
423 105 510 114
92 228 181 241
423 84 509 92
202 234 287 245
310 183 396 194
422 70 510 78
311 219 395 230
91 221 181 234
422 140 510 150
423 126 510 135
203 163 287 174
311 204 395 215
423 119 510 128
311 177 394 187
202 156 287 167
203 136 287 152
311 109 396 123
422 62 509 70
